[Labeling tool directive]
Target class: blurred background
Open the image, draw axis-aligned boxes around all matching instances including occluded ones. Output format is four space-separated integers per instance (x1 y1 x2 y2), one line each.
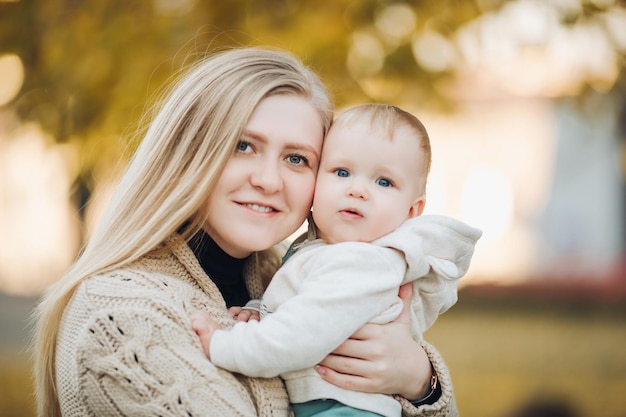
1 0 625 416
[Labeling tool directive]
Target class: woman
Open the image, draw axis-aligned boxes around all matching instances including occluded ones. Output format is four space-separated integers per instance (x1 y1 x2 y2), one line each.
33 48 457 417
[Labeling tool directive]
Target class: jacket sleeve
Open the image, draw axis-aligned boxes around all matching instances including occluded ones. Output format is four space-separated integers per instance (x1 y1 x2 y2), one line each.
374 215 482 336
210 244 406 377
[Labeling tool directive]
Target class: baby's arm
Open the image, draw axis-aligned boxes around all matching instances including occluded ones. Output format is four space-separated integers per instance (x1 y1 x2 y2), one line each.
206 244 406 378
375 215 482 334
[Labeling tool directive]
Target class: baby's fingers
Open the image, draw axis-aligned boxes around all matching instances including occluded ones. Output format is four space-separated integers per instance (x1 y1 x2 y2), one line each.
237 309 260 322
190 311 220 359
228 306 243 318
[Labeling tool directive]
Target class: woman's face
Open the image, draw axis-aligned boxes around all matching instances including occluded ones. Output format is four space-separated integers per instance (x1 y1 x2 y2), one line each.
203 94 324 258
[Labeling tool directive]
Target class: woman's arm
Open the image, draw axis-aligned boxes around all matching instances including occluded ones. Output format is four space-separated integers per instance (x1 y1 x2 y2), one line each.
316 284 458 416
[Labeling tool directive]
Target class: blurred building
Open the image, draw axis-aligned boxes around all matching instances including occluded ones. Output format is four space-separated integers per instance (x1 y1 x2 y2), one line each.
420 84 625 286
537 92 625 282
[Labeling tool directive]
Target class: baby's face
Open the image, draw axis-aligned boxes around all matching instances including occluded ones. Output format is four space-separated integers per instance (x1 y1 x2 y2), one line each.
312 121 426 244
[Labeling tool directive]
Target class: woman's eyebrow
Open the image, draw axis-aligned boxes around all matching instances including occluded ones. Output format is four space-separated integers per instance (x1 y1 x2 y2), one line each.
241 130 266 142
287 142 319 155
242 129 320 159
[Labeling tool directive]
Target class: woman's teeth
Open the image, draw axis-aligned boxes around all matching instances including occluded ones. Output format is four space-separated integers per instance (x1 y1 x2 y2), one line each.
246 203 273 213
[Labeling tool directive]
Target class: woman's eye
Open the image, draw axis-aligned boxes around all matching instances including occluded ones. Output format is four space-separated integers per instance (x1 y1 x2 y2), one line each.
236 141 252 153
287 154 309 166
334 168 349 178
376 178 392 187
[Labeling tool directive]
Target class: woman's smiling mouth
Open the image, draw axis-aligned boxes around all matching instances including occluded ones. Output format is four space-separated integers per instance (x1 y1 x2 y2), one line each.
241 202 276 213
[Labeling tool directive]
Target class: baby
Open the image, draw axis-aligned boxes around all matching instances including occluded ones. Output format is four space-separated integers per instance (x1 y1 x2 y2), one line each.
192 103 482 417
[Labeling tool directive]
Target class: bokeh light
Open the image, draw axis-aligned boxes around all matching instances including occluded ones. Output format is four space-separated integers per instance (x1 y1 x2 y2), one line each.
0 54 24 106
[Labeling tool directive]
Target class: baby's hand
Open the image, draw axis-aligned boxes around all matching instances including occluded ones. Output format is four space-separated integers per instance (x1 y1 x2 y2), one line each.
190 311 222 359
228 306 260 322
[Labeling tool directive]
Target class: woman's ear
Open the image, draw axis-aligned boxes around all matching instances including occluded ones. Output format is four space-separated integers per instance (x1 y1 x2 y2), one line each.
408 196 425 218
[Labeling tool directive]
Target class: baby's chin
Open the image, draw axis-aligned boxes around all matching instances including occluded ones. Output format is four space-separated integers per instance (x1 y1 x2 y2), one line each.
323 232 383 244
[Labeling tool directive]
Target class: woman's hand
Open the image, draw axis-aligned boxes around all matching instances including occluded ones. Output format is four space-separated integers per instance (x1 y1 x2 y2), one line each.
316 283 433 400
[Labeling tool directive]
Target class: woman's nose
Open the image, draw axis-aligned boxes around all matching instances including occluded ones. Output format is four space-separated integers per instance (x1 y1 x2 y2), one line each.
250 158 284 193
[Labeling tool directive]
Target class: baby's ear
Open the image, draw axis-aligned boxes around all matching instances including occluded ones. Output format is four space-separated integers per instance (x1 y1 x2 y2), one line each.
408 196 425 218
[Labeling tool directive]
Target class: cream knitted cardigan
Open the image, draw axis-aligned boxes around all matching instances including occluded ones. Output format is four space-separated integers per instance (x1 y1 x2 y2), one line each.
54 234 458 417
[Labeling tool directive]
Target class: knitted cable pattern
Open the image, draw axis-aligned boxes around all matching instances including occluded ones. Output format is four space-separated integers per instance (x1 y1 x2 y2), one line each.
57 237 290 417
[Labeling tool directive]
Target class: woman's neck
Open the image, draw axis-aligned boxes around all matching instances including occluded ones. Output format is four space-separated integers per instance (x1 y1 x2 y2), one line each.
188 230 251 307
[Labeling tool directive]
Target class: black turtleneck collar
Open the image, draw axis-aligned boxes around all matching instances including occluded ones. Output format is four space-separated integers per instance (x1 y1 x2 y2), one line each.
188 230 251 308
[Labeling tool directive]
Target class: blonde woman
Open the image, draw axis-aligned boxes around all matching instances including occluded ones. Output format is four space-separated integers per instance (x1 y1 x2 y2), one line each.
33 48 458 417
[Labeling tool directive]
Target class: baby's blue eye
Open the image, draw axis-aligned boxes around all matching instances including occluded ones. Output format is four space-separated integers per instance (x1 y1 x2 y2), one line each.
376 178 392 187
335 169 349 177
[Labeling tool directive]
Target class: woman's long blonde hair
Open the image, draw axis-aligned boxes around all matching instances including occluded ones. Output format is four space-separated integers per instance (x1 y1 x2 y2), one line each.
33 47 333 417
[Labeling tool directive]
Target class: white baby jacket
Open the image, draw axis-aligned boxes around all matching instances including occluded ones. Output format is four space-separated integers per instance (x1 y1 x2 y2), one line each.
210 215 482 416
